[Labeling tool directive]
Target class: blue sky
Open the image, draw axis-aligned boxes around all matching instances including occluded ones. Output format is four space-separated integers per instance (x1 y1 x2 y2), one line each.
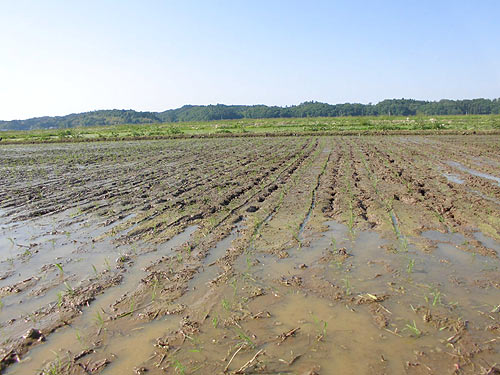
1 1 499 120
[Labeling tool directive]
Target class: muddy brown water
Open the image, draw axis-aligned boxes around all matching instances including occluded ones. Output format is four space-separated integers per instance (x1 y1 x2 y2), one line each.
3 225 198 374
0 209 139 323
0 136 499 374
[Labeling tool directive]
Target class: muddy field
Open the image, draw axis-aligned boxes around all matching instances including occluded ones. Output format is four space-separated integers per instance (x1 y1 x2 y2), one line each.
0 135 499 374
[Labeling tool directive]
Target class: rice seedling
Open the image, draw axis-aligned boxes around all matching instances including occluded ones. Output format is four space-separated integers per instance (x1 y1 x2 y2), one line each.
245 254 252 271
327 252 345 270
57 291 64 308
63 282 74 296
330 237 337 251
117 254 129 263
405 320 422 337
75 329 85 347
311 314 328 340
430 289 441 306
94 310 105 327
433 211 445 223
55 263 64 276
230 279 238 297
222 298 231 311
236 328 256 349
343 277 352 296
173 359 186 375
407 258 415 274
104 257 111 272
41 355 63 375
91 264 99 278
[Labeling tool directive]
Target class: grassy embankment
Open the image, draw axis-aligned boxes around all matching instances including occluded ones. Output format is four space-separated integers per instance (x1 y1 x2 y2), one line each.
1 114 499 143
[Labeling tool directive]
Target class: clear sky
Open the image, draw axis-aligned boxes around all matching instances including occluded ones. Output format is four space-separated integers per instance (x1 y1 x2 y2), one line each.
1 1 499 120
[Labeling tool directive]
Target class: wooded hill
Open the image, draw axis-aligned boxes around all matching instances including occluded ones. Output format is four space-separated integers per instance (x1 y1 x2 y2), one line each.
2 98 499 130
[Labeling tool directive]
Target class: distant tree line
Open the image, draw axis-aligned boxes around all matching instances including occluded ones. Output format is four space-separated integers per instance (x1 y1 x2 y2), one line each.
1 98 500 130
160 99 500 121
0 110 160 131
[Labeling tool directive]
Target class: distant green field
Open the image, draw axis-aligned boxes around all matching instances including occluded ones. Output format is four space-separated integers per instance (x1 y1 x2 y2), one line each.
1 115 499 143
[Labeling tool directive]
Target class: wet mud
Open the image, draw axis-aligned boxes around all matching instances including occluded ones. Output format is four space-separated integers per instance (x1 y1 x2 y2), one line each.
0 135 499 374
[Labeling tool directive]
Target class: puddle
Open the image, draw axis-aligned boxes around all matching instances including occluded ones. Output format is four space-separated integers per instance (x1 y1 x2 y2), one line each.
261 293 442 374
6 210 498 375
422 229 466 245
442 173 464 184
100 316 182 374
229 221 500 373
474 231 500 253
172 218 500 374
447 160 500 186
5 225 198 374
99 224 242 372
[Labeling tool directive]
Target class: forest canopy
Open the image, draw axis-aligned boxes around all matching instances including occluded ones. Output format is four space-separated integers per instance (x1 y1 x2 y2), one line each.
1 98 500 130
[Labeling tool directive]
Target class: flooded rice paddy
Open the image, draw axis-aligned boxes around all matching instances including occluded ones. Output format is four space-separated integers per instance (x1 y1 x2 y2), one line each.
0 135 499 374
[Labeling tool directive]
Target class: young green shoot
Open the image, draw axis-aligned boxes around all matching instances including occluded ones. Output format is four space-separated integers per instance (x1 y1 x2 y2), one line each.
55 263 64 277
236 328 256 349
222 298 231 311
64 282 74 296
430 289 441 306
407 258 415 274
343 277 352 296
405 320 422 338
94 310 105 327
173 359 186 375
92 264 99 278
104 257 111 272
